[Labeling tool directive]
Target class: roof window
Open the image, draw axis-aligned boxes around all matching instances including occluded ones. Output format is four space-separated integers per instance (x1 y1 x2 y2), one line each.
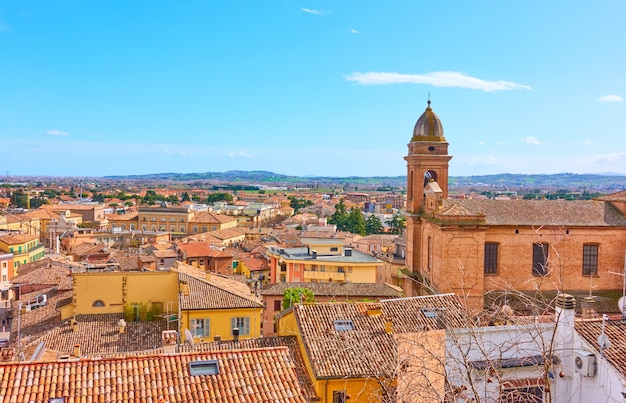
334 320 355 332
189 360 220 376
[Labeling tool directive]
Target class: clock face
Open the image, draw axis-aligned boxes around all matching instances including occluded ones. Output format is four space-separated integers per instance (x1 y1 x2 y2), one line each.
575 356 583 368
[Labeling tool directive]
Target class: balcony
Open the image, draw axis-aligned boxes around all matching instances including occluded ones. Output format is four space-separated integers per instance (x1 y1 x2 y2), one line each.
303 270 345 282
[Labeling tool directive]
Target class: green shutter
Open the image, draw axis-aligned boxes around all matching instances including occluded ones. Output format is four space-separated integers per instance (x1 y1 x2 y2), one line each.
204 318 210 337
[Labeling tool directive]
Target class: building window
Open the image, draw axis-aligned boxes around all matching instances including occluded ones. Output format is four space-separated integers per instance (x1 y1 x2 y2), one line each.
92 300 105 307
333 391 348 403
193 226 198 233
190 318 211 337
484 243 499 275
274 300 282 311
582 244 599 275
212 226 218 231
130 224 135 230
202 226 207 232
330 247 338 252
232 317 250 336
180 226 185 233
199 259 205 266
427 236 433 272
532 243 549 276
142 225 147 231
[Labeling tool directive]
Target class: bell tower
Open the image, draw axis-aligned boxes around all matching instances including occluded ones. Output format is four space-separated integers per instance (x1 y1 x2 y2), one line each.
404 100 452 293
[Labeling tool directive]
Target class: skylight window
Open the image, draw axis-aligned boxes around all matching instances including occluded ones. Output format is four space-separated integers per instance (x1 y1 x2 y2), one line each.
334 320 355 332
189 360 220 376
421 308 438 318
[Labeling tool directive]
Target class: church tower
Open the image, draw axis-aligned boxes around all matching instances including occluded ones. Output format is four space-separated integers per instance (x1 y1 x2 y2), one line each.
404 100 451 292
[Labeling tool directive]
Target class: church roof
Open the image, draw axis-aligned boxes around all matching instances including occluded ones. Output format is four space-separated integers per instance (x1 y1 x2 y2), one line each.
440 199 626 227
411 100 445 142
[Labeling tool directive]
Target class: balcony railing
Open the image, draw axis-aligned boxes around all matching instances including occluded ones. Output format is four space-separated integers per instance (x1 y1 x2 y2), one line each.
303 270 345 282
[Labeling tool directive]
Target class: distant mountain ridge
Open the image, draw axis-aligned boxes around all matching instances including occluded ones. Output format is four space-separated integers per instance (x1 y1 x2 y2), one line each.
105 171 626 190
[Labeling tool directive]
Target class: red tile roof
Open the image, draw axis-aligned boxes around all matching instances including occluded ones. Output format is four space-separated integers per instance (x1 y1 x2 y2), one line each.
0 347 308 402
175 263 262 310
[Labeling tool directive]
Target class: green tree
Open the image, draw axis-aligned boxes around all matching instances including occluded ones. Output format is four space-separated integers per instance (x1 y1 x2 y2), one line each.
386 214 406 235
288 196 313 214
282 287 315 310
365 215 385 235
346 208 366 235
166 194 179 204
10 191 28 208
207 192 234 203
181 192 191 202
92 192 106 203
143 190 157 205
29 197 49 208
329 198 349 230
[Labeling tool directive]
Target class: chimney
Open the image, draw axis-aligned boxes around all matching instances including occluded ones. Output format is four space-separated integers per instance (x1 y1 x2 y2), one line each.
312 250 317 259
73 344 81 358
581 296 597 320
554 293 576 380
232 328 240 342
118 318 127 334
162 330 177 354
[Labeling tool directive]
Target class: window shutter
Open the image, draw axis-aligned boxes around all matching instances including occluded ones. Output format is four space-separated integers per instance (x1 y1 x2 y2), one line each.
231 317 236 334
244 317 250 335
204 318 211 336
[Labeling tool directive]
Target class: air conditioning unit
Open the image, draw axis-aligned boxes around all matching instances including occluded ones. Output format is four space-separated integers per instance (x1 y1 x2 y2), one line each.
573 350 596 377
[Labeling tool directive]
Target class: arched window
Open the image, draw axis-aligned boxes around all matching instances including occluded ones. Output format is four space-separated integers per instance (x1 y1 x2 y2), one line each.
92 300 105 307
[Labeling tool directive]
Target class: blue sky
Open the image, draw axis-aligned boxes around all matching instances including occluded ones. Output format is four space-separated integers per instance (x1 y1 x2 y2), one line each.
1 1 625 178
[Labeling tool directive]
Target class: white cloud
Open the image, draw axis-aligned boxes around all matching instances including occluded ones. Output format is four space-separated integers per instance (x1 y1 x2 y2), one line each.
46 129 69 136
519 136 543 145
598 94 623 102
301 8 324 15
478 141 486 145
351 29 360 34
227 150 254 158
344 71 532 92
583 140 594 145
165 149 189 156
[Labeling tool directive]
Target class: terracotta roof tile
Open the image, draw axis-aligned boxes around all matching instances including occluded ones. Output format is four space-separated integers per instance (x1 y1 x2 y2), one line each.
575 318 626 379
24 314 169 358
182 336 318 401
440 199 626 226
0 347 307 402
0 233 39 245
292 294 469 379
175 263 262 310
261 282 403 298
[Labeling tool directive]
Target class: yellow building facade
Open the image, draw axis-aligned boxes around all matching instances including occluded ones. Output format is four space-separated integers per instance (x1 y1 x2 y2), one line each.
0 233 45 272
69 264 263 344
268 238 382 284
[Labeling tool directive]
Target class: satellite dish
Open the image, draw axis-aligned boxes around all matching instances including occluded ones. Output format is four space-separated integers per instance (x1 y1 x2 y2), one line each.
618 296 625 314
598 334 611 350
184 328 195 350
